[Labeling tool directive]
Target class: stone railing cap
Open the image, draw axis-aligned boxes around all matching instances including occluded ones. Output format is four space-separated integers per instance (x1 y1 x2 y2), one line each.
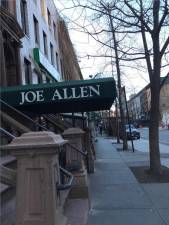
1 131 68 150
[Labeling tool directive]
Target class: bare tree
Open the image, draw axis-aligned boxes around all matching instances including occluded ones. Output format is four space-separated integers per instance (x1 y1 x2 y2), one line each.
57 0 169 174
119 0 169 174
105 3 128 150
58 0 130 149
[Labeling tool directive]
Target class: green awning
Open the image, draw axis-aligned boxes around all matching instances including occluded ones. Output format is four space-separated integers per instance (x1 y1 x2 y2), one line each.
0 78 117 113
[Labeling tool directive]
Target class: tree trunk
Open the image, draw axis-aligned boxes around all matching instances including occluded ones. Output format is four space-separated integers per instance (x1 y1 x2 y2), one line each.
149 82 161 174
149 56 161 174
148 0 162 174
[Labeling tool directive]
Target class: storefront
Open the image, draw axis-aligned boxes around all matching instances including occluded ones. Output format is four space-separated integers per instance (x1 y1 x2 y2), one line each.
0 77 117 113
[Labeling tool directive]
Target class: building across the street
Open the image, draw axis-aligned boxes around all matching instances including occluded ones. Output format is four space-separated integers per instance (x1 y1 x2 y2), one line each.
128 74 169 128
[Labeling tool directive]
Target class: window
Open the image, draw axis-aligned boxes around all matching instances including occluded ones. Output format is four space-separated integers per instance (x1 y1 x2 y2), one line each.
46 77 50 83
24 58 31 84
53 22 57 39
33 15 39 45
47 8 51 27
38 75 42 84
55 52 59 70
50 43 54 65
1 0 8 9
20 0 29 35
43 31 48 57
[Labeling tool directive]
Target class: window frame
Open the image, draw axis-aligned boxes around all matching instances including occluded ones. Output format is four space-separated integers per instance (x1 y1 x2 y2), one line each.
1 0 9 9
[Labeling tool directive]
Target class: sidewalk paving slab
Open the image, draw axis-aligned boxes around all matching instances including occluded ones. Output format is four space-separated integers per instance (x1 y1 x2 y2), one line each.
87 137 169 225
89 169 138 185
142 184 169 208
88 209 167 225
89 183 153 210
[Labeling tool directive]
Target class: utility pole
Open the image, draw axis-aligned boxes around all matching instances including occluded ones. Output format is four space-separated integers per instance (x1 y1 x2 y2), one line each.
123 87 135 152
115 100 120 143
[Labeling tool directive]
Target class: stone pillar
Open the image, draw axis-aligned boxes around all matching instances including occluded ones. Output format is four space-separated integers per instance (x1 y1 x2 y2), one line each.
62 128 89 199
63 127 85 171
2 131 68 225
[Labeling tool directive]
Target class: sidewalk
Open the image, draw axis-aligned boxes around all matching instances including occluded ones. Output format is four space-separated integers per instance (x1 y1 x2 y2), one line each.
87 137 169 225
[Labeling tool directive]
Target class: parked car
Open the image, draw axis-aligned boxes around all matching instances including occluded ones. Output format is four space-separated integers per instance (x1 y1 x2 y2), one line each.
120 124 140 140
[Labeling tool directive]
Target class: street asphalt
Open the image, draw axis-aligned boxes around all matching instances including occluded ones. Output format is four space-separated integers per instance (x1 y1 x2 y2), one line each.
87 137 169 225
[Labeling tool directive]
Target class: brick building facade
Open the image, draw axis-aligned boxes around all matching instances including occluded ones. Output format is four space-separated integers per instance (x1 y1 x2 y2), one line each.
128 75 169 127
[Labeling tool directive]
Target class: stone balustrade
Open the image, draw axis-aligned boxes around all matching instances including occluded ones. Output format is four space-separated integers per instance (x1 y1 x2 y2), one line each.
63 128 89 199
2 131 68 225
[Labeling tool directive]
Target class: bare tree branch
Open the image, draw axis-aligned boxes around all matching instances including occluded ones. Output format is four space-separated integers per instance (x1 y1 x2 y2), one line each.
160 36 169 58
124 0 152 34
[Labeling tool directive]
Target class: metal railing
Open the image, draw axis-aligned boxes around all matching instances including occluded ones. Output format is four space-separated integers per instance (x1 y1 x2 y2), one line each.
1 100 89 186
0 99 48 131
0 127 16 139
0 127 74 191
1 99 88 157
56 166 74 191
67 143 88 156
0 129 17 186
0 165 16 186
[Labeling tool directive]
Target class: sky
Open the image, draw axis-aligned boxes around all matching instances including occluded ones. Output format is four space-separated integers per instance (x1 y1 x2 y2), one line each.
54 0 168 98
